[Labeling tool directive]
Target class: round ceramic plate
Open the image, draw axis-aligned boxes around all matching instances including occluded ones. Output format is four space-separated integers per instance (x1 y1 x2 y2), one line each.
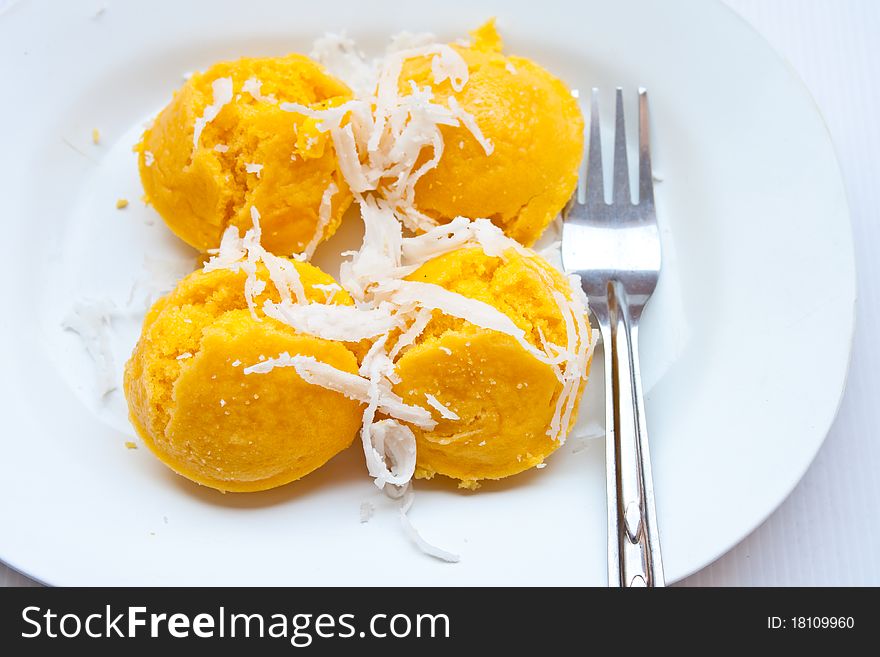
0 0 854 585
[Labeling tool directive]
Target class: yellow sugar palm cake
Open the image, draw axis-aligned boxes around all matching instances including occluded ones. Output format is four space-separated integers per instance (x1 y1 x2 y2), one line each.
124 261 362 492
394 246 592 488
399 21 584 245
138 54 353 256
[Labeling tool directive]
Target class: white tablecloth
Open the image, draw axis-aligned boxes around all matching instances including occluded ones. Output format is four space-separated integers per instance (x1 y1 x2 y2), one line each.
2 0 878 587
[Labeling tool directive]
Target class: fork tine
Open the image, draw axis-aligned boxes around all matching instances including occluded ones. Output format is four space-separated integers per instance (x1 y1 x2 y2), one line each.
586 88 605 207
638 88 654 207
611 88 631 205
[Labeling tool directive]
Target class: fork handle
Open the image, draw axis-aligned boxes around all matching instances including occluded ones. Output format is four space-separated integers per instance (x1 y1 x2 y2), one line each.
604 281 665 587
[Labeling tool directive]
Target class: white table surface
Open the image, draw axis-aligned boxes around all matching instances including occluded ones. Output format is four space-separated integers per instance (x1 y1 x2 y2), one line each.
2 0 878 587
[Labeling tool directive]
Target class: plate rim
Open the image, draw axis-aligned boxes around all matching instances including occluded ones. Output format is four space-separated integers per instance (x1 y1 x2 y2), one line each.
0 0 858 586
669 0 857 581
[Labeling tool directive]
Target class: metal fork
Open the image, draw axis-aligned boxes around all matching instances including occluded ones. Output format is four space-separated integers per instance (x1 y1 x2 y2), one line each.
562 88 664 587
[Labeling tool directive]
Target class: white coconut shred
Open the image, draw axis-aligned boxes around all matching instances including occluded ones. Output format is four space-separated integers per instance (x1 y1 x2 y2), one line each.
192 76 233 154
281 41 492 233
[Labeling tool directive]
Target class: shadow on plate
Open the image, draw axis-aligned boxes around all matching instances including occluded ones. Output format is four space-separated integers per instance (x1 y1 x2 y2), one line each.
158 442 369 509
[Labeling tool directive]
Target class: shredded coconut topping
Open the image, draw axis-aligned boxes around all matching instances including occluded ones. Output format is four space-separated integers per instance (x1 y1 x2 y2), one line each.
192 76 233 154
374 279 566 369
263 301 398 342
242 77 278 104
300 182 339 259
425 393 460 420
204 206 307 316
244 353 435 430
545 279 595 443
282 40 494 232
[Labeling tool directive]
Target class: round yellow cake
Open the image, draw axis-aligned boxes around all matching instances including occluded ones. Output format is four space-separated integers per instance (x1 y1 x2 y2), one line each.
400 21 584 246
138 54 353 255
393 246 591 488
123 263 363 492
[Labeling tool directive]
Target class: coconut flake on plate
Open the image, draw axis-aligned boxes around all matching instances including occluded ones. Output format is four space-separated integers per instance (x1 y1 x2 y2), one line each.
62 299 119 397
359 501 375 523
397 484 460 562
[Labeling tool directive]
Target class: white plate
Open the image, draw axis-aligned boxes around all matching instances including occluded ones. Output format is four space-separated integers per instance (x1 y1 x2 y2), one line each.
0 0 854 586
